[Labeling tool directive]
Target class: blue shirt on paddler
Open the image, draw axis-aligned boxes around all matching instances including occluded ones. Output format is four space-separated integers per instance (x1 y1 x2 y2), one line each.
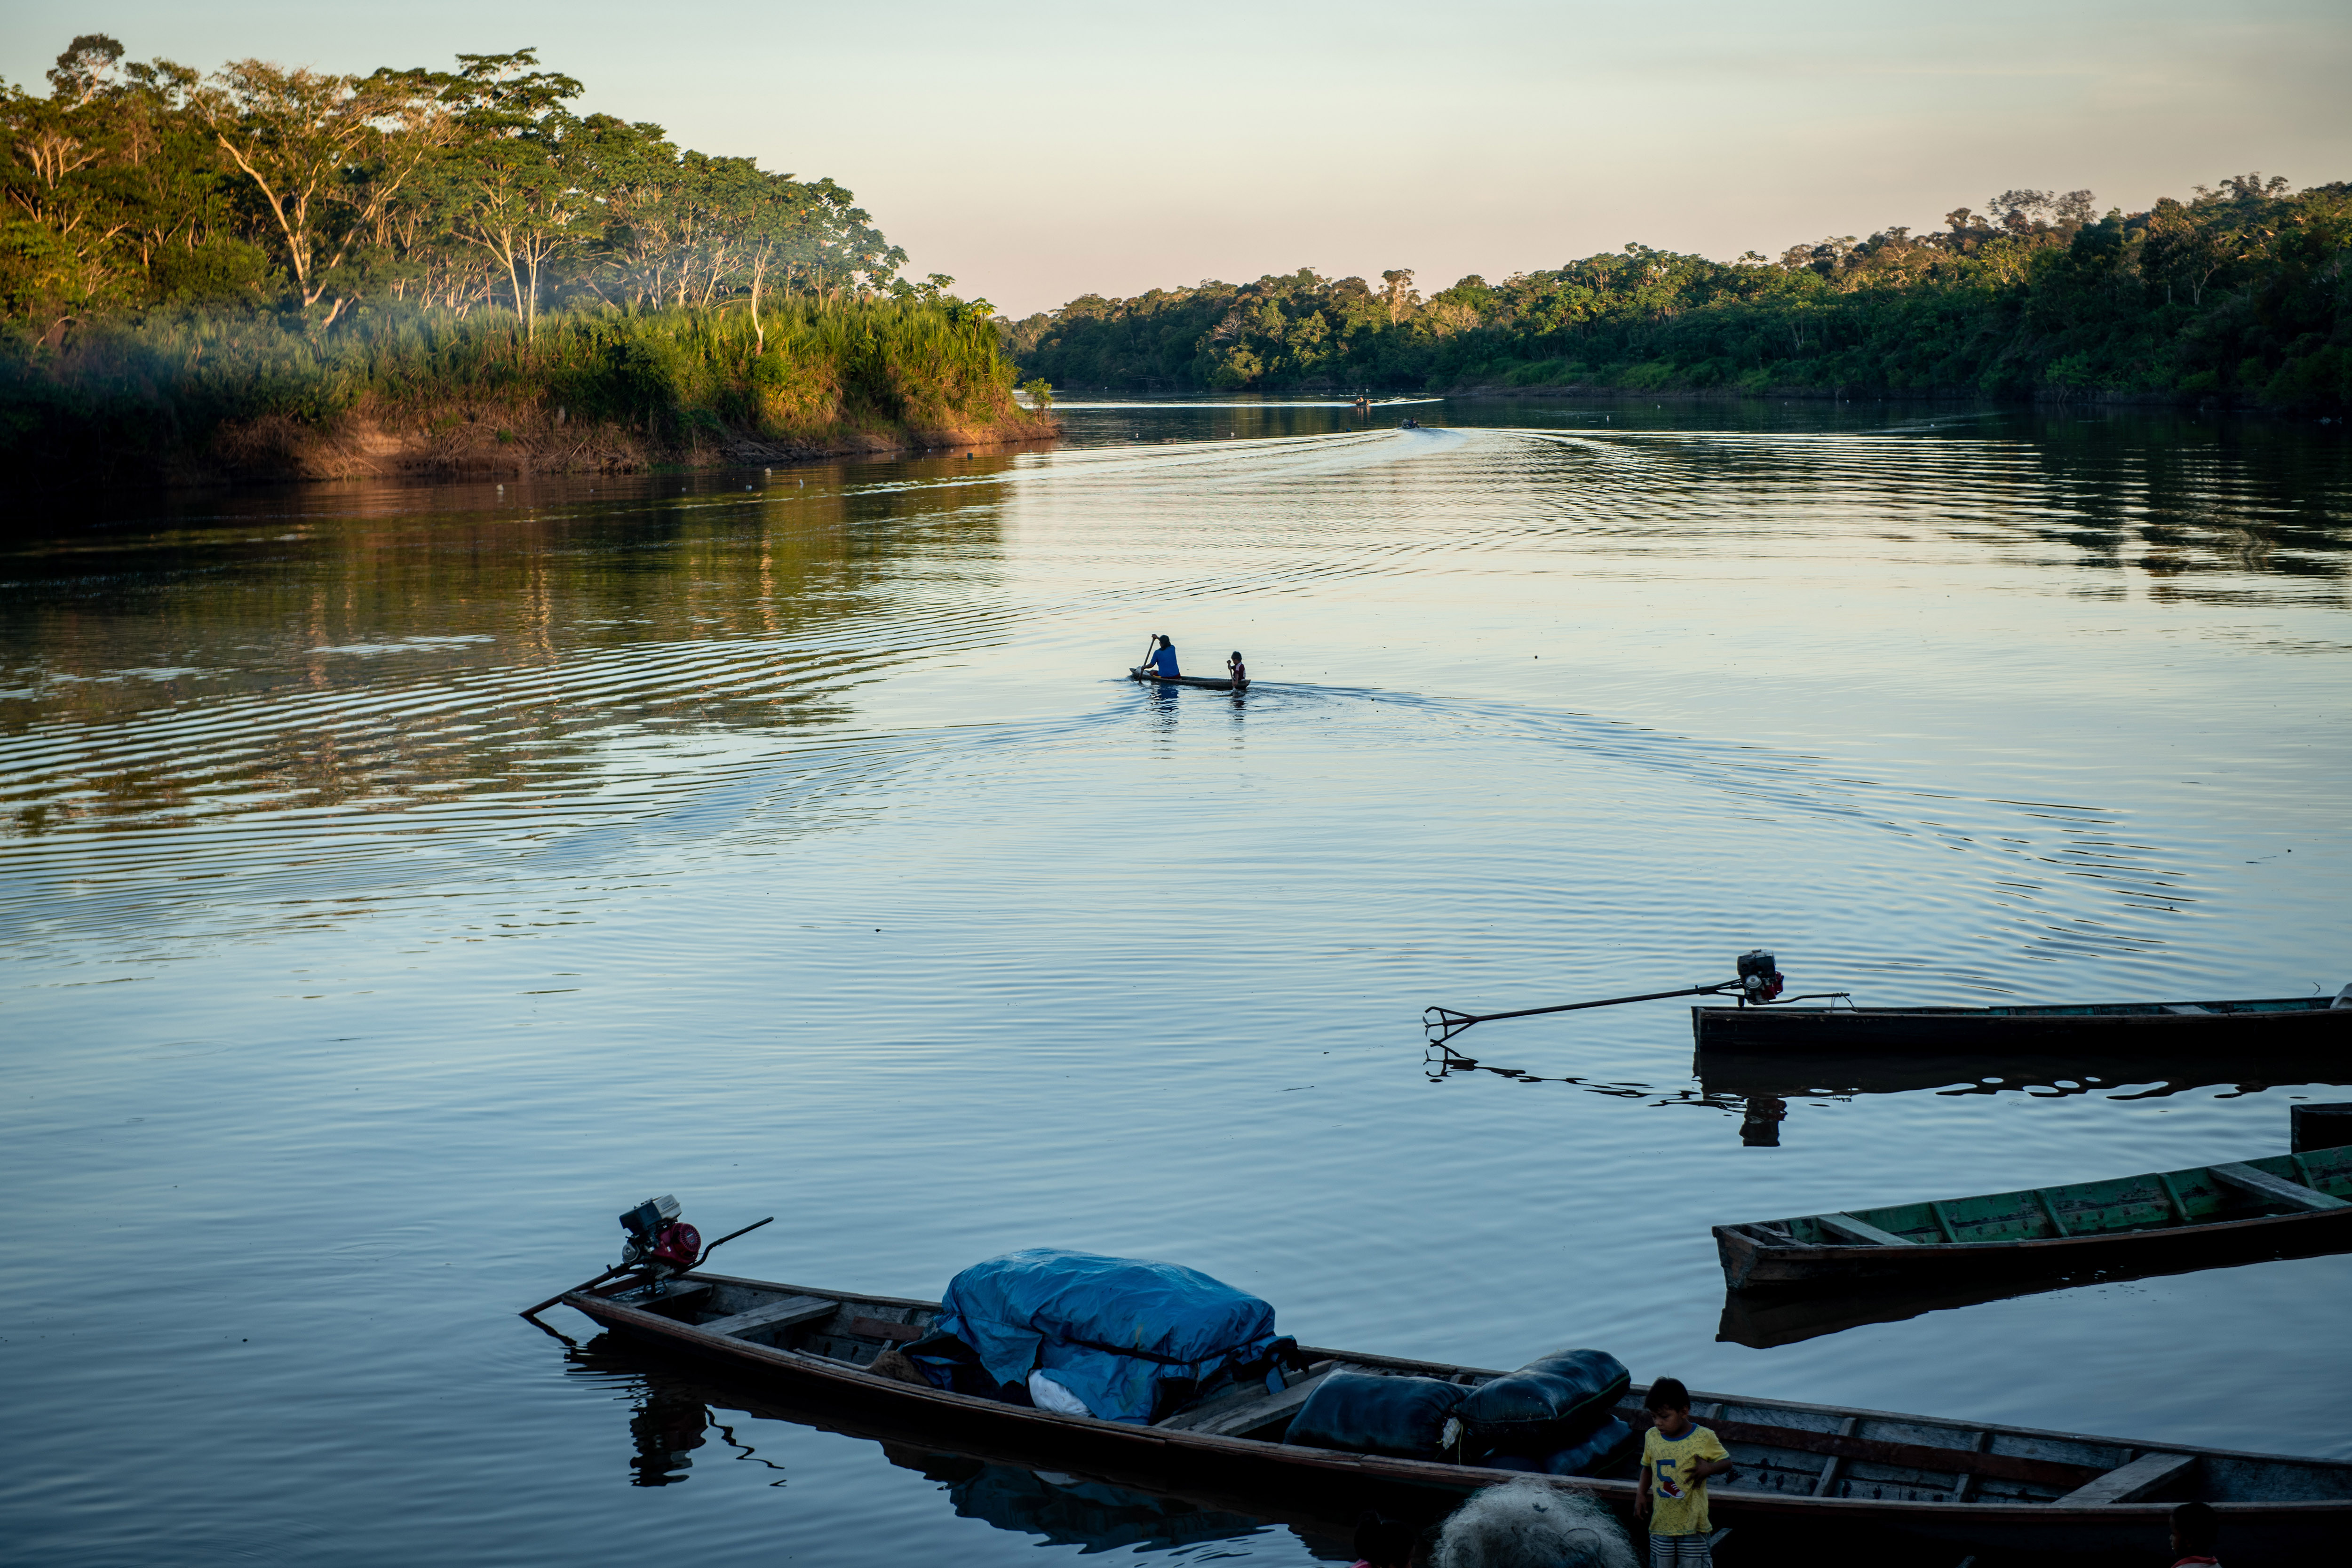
1150 645 1179 677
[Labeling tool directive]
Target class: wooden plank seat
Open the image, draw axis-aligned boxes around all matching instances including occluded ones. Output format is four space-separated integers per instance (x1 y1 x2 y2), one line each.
1708 1419 2105 1492
2056 1451 2198 1504
697 1293 838 1341
1818 1212 1916 1247
1160 1369 1336 1438
2209 1162 2350 1213
848 1315 925 1343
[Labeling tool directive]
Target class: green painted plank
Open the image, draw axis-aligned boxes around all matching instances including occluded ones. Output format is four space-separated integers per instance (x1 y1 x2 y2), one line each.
1819 1212 1918 1247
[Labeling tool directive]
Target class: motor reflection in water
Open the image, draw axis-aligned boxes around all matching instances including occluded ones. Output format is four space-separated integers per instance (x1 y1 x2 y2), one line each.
1423 1036 2352 1151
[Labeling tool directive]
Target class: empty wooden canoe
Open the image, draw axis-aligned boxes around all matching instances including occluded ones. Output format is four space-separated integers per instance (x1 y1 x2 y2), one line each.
551 1266 2352 1556
1716 1144 2352 1290
1693 994 2349 1052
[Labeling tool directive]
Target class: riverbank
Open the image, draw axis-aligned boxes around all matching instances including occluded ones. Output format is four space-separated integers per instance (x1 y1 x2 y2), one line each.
1 299 1056 489
199 398 1060 485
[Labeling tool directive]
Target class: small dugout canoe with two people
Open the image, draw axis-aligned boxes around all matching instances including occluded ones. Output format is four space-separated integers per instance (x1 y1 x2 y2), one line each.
1129 634 1249 691
1130 667 1248 692
531 1218 2352 1559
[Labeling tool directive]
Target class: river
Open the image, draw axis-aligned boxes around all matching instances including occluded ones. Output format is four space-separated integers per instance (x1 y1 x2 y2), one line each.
3 396 2348 1564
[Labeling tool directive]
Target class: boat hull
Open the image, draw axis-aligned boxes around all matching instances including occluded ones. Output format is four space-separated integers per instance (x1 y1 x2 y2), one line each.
1717 1205 2352 1348
1129 667 1247 692
1693 996 2348 1052
1718 1204 2352 1289
556 1270 2352 1557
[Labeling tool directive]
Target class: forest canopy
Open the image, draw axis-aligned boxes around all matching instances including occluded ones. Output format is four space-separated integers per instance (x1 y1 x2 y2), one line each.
1007 178 2352 409
0 34 1051 481
1 33 934 334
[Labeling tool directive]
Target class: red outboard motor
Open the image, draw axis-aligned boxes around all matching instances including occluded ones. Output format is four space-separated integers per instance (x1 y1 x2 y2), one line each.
619 1194 702 1281
652 1219 702 1271
1736 949 1785 1005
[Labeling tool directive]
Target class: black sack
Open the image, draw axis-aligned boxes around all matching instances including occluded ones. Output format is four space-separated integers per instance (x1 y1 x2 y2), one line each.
1286 1372 1469 1460
1457 1348 1629 1455
1541 1414 1637 1476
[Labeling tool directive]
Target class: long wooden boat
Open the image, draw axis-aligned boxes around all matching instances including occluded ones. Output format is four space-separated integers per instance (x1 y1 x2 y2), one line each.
1716 1190 2352 1349
1129 666 1248 692
1717 1143 2352 1291
1694 993 2349 1052
552 1267 2352 1555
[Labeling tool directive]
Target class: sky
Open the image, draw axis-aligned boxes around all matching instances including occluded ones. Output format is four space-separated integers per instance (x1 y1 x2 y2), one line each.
7 0 2349 317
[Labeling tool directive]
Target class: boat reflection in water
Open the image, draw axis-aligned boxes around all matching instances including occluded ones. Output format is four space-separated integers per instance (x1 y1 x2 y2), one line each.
567 1332 1313 1556
883 1446 1278 1554
1426 1028 2352 1149
1695 1042 2352 1149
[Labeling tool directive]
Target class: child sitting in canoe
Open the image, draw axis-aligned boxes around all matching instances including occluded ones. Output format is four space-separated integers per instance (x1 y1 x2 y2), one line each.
1227 651 1246 685
1636 1377 1736 1566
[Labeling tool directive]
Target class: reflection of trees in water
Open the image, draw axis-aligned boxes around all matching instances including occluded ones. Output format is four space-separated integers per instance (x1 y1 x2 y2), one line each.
1529 409 2351 590
3 459 1014 840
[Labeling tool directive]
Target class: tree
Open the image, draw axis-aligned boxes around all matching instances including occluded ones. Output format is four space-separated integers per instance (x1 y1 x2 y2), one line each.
191 57 454 310
1380 268 1416 324
438 50 588 336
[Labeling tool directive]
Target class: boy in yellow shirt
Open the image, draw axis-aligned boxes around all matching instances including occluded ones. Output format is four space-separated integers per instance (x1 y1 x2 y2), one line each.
1635 1377 1736 1568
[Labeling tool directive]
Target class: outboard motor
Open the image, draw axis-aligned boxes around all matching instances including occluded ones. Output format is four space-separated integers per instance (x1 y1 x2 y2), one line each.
619 1194 702 1281
1736 949 1784 1005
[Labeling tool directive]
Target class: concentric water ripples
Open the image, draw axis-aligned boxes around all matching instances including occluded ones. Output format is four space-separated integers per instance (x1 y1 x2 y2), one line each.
4 410 2341 976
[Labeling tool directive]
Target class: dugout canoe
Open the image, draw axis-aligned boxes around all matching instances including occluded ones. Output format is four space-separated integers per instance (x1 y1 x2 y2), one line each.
1692 992 2349 1052
1129 666 1248 692
1716 1143 2352 1291
549 1267 2352 1555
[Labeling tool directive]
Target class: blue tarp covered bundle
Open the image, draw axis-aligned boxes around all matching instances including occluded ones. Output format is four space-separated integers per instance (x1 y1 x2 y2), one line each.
934 1249 1281 1425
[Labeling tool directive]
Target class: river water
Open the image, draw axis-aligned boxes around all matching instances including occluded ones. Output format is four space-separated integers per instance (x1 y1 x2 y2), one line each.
3 397 2348 1565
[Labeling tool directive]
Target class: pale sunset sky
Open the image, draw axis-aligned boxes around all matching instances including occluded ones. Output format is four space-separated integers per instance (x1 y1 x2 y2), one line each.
6 0 2347 315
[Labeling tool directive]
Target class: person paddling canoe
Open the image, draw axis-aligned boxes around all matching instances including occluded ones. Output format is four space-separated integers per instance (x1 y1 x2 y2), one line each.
1143 634 1179 678
1226 650 1247 685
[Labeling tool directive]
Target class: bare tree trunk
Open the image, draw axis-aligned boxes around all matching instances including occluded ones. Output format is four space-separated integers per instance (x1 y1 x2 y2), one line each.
750 250 767 356
502 240 527 323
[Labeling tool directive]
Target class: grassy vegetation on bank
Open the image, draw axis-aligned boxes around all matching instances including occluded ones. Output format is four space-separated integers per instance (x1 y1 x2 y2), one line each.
0 297 1053 480
1006 176 2352 408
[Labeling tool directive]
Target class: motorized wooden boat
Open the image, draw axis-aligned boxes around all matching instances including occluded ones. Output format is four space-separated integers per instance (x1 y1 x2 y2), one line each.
1129 666 1248 692
549 1268 2352 1555
1693 992 2350 1052
1717 1143 2352 1291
